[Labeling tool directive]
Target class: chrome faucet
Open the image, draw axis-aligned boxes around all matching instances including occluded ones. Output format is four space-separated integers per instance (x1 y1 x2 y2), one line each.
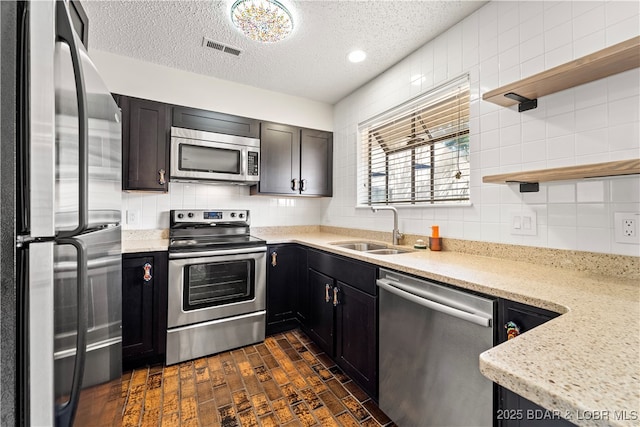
371 206 403 245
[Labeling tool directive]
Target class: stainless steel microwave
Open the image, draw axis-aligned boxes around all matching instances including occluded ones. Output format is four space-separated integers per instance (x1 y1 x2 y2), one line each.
170 127 260 184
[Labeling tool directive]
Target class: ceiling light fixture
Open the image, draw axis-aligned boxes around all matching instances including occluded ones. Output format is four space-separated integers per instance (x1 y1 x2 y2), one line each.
348 50 367 63
230 0 294 43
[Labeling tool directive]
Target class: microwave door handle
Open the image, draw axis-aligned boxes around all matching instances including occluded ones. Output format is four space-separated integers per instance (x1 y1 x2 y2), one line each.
241 149 247 177
56 0 89 237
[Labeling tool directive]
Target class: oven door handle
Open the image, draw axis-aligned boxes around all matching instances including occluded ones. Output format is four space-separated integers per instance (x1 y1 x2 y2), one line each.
169 246 267 259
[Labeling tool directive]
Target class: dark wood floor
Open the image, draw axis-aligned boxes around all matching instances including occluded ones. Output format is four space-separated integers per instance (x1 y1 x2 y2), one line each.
99 329 393 427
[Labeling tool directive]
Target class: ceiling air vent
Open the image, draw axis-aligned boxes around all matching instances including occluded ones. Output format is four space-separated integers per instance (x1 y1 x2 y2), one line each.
202 37 242 57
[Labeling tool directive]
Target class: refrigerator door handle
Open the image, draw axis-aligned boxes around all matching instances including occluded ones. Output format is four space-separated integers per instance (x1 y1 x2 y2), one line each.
54 238 89 427
55 0 89 237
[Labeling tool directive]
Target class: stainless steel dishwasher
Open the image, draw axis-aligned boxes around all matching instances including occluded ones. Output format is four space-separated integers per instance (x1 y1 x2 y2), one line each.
377 269 496 427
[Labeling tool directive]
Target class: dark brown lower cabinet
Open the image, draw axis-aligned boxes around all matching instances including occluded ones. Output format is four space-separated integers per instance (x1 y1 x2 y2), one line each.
122 251 168 370
306 249 378 399
307 269 335 355
266 244 306 335
497 299 574 426
335 281 377 396
265 245 379 399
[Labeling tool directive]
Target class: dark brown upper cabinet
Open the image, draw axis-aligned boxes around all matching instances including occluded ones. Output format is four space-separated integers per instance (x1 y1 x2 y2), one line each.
172 106 260 138
253 122 333 197
118 95 170 192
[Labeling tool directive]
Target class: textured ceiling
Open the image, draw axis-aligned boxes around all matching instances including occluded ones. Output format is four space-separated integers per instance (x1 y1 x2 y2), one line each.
83 1 486 104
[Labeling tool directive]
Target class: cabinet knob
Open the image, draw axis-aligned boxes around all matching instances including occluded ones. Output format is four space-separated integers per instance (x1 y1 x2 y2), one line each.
291 178 299 191
158 169 166 185
271 251 278 267
325 284 331 303
333 287 340 306
143 262 152 282
300 179 307 192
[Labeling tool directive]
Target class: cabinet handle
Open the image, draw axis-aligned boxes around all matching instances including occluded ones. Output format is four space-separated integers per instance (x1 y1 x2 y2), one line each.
300 179 307 192
291 178 299 191
271 251 278 267
325 284 331 303
143 262 152 282
158 169 166 185
333 287 340 306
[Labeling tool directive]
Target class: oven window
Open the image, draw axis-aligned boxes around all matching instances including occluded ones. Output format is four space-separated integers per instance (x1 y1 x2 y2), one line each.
179 143 240 174
183 259 254 310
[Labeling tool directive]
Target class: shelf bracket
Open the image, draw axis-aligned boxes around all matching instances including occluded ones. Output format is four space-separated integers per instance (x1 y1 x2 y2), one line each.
504 92 537 112
519 182 539 193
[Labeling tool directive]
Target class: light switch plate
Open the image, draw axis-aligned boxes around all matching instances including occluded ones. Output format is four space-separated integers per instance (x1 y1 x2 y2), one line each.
127 210 140 226
510 211 537 236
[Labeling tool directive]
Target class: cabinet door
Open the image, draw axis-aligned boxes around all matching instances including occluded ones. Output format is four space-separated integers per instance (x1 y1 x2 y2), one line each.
307 269 335 356
172 106 259 138
122 252 168 368
121 96 170 192
257 122 301 195
266 245 297 334
300 129 333 196
335 282 377 398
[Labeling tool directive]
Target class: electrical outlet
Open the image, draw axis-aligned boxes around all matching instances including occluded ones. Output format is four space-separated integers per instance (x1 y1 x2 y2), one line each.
615 212 640 244
624 219 636 237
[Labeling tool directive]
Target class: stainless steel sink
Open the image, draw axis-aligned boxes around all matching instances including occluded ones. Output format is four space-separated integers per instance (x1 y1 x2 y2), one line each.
366 248 413 255
329 241 414 255
330 241 387 251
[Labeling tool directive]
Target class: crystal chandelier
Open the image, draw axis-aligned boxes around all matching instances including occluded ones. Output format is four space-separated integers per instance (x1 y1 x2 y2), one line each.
230 0 294 43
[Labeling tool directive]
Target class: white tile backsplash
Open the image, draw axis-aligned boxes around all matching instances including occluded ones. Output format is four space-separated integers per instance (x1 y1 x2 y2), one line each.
122 182 328 230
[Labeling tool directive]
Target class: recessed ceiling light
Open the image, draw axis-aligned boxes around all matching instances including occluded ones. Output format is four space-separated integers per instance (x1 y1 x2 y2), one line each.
348 50 367 63
231 0 294 43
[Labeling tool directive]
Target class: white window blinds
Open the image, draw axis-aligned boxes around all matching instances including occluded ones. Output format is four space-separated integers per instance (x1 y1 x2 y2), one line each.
358 75 470 206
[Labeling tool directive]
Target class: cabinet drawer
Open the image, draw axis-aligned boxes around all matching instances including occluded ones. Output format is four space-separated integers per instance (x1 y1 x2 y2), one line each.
307 249 377 295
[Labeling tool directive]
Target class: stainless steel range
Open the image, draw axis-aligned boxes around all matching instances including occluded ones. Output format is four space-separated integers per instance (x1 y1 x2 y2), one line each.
166 209 266 365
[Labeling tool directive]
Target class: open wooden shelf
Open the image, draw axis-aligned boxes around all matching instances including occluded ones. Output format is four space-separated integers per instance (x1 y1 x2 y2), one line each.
482 159 640 185
483 36 640 108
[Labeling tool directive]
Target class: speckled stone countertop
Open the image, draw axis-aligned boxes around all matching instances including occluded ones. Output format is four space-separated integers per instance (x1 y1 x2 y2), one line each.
122 229 169 253
122 228 639 427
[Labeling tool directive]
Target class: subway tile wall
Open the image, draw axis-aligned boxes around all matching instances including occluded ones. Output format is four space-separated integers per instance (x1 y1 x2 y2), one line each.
327 0 640 256
122 182 329 230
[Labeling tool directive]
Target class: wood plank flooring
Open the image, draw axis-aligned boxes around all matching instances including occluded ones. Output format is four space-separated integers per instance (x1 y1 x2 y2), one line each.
116 329 394 427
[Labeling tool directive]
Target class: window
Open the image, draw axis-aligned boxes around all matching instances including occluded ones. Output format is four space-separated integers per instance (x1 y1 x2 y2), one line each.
358 76 470 206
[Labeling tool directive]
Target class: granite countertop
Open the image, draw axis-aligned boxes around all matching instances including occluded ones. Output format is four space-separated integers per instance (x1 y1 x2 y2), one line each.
123 229 640 427
122 229 169 253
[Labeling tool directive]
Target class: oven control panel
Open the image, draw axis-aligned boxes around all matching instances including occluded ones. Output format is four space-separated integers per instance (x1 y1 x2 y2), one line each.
171 209 250 224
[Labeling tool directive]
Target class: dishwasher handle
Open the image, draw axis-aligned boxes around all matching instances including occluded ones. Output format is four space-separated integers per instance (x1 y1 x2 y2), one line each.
377 279 492 328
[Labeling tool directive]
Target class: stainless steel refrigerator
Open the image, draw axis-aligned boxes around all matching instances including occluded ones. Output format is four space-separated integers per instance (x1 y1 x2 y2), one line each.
9 1 123 425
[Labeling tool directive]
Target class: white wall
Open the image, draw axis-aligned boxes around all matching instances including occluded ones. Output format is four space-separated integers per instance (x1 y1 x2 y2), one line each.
89 50 333 230
327 0 640 256
90 50 333 131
